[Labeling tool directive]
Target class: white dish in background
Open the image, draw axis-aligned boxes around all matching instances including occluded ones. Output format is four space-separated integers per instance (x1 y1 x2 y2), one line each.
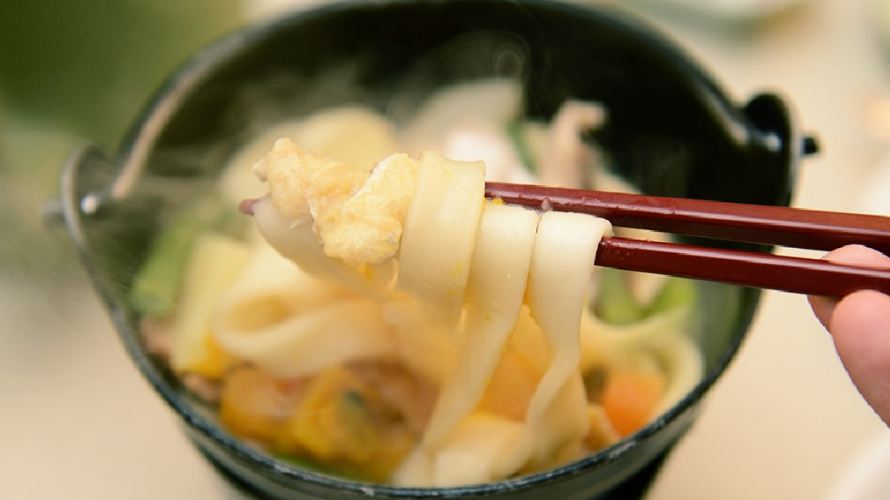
824 430 890 500
622 0 813 22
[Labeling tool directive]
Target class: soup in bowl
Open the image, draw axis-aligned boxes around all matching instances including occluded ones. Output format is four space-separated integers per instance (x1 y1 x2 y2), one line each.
57 1 815 499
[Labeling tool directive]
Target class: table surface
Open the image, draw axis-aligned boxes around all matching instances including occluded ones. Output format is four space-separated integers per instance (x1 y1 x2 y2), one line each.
3 0 890 499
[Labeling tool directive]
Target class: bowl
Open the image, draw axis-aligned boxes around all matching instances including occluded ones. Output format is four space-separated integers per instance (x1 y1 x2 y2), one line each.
55 1 817 499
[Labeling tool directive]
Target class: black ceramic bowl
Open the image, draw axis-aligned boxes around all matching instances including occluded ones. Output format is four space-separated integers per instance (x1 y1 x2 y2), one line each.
57 1 816 499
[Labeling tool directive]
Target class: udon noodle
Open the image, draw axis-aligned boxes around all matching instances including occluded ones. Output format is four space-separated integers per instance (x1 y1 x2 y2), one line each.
132 78 703 486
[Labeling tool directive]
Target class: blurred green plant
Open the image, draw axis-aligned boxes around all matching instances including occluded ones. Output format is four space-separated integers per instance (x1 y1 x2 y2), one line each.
0 0 243 146
0 0 243 282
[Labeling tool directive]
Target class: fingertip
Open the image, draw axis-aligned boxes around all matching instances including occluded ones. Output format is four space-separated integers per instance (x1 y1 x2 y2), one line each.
823 245 890 269
808 244 890 333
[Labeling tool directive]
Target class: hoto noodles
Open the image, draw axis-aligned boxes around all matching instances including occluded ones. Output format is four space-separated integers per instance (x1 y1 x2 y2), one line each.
131 79 703 486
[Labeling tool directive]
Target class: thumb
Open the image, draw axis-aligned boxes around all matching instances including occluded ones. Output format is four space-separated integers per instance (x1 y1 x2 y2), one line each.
830 289 890 426
807 244 890 425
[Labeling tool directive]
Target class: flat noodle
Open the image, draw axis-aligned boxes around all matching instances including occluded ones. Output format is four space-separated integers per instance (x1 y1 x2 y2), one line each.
525 211 612 466
396 151 486 327
252 197 394 301
430 413 531 487
651 332 703 415
213 244 395 377
394 411 533 487
583 298 692 346
400 211 613 485
382 152 487 385
287 106 399 168
382 299 457 385
420 201 539 453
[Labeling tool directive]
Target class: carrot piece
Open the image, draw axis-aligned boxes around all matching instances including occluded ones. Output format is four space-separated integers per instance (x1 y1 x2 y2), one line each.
600 370 665 437
219 367 302 442
477 349 540 420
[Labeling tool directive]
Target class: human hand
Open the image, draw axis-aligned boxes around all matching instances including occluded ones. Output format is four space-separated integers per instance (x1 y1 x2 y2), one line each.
808 245 890 426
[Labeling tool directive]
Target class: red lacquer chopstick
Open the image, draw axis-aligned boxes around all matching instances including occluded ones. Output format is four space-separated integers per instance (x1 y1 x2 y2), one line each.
485 182 890 297
486 182 890 256
597 237 890 297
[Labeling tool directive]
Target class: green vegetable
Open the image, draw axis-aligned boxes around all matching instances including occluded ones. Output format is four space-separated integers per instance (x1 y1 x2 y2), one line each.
645 277 696 316
593 268 646 325
505 120 537 175
273 451 370 482
273 453 356 480
594 271 696 325
128 194 245 318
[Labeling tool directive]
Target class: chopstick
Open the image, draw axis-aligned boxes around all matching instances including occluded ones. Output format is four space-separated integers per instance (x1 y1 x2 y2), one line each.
596 237 890 297
485 182 890 297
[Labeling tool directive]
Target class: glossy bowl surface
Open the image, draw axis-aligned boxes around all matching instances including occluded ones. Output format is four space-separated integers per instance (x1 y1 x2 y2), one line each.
59 1 812 499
